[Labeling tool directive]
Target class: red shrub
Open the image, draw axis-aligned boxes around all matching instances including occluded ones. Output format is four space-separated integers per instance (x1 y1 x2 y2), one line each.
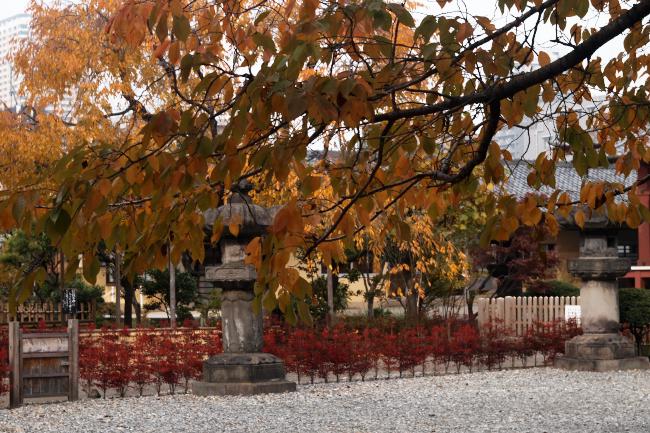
130 331 155 396
87 331 132 398
345 329 373 381
450 324 480 373
480 320 513 370
395 328 427 377
356 327 383 380
325 325 353 382
177 330 206 392
429 325 451 374
71 316 582 398
380 332 399 378
150 333 182 395
287 328 323 383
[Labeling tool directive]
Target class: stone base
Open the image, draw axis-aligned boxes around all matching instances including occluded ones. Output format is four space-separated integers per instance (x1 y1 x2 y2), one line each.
192 379 296 396
191 352 296 396
555 333 650 372
554 356 650 372
565 333 636 359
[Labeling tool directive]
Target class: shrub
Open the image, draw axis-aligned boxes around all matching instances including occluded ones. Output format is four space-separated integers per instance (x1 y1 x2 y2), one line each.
85 330 132 398
480 320 512 370
526 280 580 297
130 332 154 396
450 324 480 373
429 325 450 374
73 317 580 397
619 288 650 355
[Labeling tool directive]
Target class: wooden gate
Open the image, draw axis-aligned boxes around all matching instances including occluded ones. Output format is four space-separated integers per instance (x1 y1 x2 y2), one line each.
8 319 79 408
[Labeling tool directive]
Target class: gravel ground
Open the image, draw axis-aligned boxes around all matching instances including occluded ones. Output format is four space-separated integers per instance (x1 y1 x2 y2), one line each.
2 368 650 433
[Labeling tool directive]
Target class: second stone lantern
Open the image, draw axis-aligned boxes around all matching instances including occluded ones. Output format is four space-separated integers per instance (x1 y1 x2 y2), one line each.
192 181 296 396
555 215 650 372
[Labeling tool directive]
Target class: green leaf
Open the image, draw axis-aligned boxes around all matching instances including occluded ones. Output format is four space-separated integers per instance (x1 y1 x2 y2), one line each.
252 32 276 53
575 0 589 18
156 14 168 43
297 300 313 326
284 303 297 325
262 289 277 312
415 16 437 41
172 14 191 42
65 255 81 281
254 10 271 25
193 71 219 96
51 209 71 235
386 3 415 28
83 254 100 285
180 53 194 82
147 3 162 32
198 136 214 157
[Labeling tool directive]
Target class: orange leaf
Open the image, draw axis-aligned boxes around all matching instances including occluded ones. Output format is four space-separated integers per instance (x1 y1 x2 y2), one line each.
574 210 586 229
538 51 551 67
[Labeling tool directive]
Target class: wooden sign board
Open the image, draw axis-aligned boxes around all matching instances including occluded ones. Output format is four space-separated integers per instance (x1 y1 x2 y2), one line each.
565 305 582 326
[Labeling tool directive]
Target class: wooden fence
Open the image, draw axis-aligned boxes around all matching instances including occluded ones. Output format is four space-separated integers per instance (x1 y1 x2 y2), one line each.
477 296 580 336
0 302 95 325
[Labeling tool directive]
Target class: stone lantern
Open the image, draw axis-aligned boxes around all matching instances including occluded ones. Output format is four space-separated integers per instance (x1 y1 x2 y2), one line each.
555 216 650 371
192 181 296 395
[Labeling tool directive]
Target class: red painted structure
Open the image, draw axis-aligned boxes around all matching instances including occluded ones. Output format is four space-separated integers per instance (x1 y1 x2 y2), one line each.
623 161 650 288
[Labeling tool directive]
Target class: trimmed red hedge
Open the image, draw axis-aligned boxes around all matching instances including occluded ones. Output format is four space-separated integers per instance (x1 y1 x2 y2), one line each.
0 318 581 398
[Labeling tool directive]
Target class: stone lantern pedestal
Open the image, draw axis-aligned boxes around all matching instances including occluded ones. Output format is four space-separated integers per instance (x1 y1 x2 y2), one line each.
555 235 650 372
192 182 296 396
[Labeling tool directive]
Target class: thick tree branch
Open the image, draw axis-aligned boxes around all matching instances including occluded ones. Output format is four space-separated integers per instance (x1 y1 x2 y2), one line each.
373 0 650 123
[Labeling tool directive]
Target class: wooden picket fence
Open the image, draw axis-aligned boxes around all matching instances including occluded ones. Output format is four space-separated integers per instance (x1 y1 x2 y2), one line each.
0 302 95 325
477 296 580 336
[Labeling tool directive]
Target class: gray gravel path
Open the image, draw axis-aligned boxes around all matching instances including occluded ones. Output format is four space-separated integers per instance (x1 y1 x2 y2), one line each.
1 368 650 433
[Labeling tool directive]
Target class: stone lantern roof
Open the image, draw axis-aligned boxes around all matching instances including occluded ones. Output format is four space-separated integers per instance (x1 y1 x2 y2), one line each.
203 180 272 238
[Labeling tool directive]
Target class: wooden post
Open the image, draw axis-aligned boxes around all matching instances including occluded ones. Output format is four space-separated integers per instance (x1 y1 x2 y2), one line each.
169 242 177 329
8 321 21 408
59 250 65 325
68 319 79 401
504 296 513 332
477 298 486 328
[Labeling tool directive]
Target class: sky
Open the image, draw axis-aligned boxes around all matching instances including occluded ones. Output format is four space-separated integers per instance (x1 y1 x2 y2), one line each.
0 1 29 20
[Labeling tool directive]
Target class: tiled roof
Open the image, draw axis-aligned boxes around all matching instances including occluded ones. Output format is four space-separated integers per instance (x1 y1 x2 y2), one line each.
502 161 637 201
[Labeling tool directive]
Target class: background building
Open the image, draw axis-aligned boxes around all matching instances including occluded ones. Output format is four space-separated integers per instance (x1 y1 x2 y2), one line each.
0 13 29 112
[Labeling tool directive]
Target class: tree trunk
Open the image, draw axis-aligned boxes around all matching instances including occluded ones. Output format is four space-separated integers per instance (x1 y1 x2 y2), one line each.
122 278 133 328
326 267 334 327
406 286 419 322
366 293 375 319
114 250 121 326
169 247 177 328
59 250 65 290
133 296 142 325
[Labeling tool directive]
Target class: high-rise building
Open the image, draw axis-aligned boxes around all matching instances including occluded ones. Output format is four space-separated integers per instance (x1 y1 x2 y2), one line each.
0 14 30 112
